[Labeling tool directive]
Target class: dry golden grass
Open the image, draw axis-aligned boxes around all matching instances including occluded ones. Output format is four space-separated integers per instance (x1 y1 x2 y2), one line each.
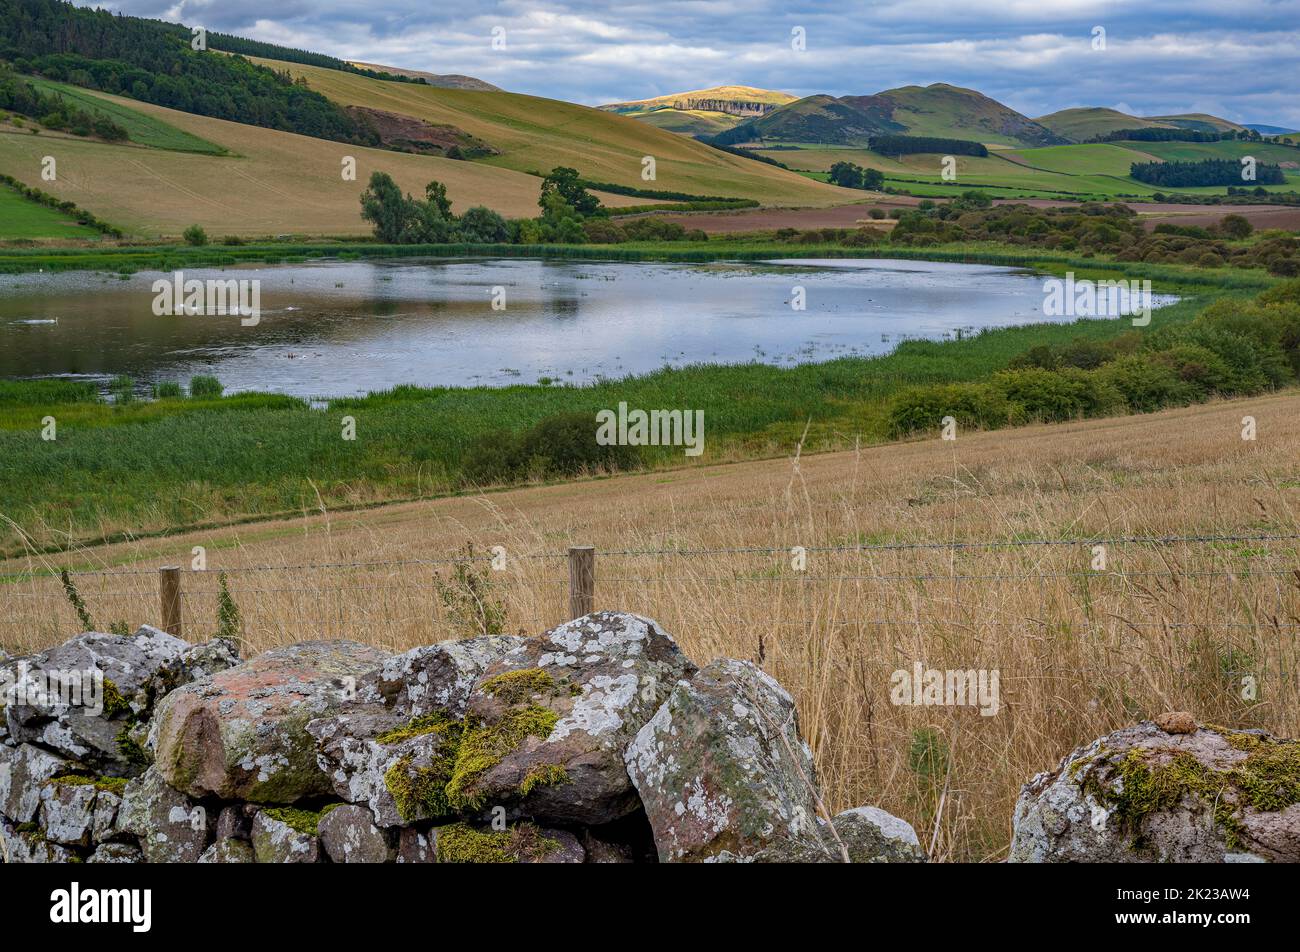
252 57 856 207
0 93 650 238
4 392 1299 861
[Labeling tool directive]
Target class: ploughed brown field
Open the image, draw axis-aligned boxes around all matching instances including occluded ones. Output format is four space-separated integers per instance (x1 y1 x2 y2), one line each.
4 392 1298 861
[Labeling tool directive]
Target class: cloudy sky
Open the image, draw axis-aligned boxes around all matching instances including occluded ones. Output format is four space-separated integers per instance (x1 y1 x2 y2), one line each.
83 1 1300 126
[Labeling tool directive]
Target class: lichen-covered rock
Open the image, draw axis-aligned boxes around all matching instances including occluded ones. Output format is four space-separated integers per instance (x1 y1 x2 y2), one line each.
251 809 321 863
1009 719 1300 863
0 742 67 823
92 788 123 843
828 807 927 863
151 640 390 802
198 838 255 863
626 657 840 863
38 777 98 846
396 826 437 863
449 612 697 825
318 803 395 863
1 816 77 863
362 635 527 717
88 842 143 863
307 710 460 827
117 766 207 863
4 627 191 774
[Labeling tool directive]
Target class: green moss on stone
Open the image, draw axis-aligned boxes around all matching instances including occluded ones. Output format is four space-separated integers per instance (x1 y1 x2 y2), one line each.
519 763 569 797
444 706 560 811
262 806 323 837
1087 734 1300 852
382 718 465 821
46 774 129 794
436 821 560 864
376 710 457 745
100 677 131 718
481 668 560 704
114 727 150 768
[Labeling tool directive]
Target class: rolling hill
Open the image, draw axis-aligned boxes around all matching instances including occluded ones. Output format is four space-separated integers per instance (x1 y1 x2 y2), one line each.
713 83 1068 149
0 87 655 237
1145 113 1247 134
599 85 796 136
249 58 853 206
345 62 500 92
1035 107 1175 142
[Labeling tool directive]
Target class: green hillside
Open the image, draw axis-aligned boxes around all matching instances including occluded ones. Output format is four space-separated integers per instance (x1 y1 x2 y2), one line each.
1145 113 1247 134
0 182 100 239
716 84 1067 149
1035 107 1174 142
21 76 226 154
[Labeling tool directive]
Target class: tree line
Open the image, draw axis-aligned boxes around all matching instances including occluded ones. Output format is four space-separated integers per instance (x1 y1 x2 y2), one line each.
0 0 377 146
870 134 988 157
0 63 127 139
1130 158 1286 188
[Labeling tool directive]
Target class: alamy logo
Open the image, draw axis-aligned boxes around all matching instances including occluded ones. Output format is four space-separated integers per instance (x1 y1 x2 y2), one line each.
152 271 261 326
596 402 704 456
1043 271 1152 327
50 883 152 933
1 662 105 716
890 662 1000 716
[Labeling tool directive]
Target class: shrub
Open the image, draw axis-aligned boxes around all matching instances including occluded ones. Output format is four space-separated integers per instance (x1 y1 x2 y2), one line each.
220 235 246 246
1094 355 1196 412
463 412 641 485
182 224 208 247
991 367 1121 422
458 206 510 243
152 381 183 399
868 208 887 220
581 219 626 243
189 375 223 399
1218 214 1253 240
886 383 1021 438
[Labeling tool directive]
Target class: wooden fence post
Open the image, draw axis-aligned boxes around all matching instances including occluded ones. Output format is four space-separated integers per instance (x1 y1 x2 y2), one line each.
159 566 182 638
568 545 595 620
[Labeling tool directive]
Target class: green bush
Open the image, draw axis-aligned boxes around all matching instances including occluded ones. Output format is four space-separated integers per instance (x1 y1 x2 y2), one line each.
991 367 1122 422
189 375 223 399
182 224 208 247
463 412 641 485
1094 355 1196 412
886 383 1021 438
151 381 183 399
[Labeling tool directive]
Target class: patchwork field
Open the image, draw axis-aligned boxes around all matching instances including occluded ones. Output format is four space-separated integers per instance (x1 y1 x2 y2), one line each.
250 57 855 206
758 138 1300 200
0 90 652 238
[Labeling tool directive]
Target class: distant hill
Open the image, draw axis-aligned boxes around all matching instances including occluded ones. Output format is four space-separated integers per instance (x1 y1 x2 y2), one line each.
346 62 501 92
712 83 1068 149
600 86 796 137
1245 123 1299 136
1143 113 1246 134
1036 108 1175 142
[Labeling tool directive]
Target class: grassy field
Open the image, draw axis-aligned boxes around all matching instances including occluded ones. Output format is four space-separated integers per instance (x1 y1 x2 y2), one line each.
20 77 226 155
4 390 1296 862
0 183 101 239
0 258 1263 557
250 57 854 207
761 138 1300 200
0 91 653 238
